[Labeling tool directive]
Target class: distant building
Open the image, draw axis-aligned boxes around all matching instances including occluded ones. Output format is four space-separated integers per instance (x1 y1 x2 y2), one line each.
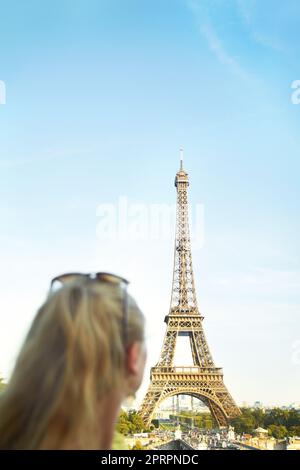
286 437 300 450
242 432 300 451
253 401 263 409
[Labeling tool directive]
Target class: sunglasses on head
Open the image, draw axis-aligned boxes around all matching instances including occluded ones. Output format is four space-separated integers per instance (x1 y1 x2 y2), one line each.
50 272 129 347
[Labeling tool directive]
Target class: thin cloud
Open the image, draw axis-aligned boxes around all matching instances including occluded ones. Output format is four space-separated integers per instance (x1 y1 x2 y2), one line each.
186 0 253 82
200 22 251 81
236 0 285 53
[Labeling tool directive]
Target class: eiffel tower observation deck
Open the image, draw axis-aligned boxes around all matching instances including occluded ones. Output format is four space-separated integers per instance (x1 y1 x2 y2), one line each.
139 150 241 427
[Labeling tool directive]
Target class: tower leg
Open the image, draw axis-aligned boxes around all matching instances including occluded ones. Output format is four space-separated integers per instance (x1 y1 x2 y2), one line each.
206 399 228 427
139 384 165 426
157 330 177 366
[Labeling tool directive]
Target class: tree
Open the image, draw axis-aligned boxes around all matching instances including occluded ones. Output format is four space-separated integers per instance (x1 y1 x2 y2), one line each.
289 426 300 437
128 410 145 433
252 408 265 427
131 440 144 450
230 410 256 434
230 407 300 437
264 408 289 428
116 410 131 435
267 425 288 439
287 409 300 428
116 410 148 436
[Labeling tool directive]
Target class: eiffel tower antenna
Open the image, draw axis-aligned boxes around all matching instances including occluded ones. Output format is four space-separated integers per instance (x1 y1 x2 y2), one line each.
180 147 184 170
139 151 241 427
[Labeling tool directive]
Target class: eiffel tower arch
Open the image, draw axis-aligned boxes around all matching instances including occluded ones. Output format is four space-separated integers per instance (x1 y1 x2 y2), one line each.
139 150 241 427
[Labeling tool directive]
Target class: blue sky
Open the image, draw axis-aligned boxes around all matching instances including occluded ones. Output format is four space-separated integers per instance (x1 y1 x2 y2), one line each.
0 0 300 407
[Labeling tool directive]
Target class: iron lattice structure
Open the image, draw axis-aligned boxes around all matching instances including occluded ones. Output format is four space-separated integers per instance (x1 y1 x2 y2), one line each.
139 155 241 427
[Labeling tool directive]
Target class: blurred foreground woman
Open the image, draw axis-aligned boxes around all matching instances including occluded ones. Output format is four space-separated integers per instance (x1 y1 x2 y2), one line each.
0 272 146 449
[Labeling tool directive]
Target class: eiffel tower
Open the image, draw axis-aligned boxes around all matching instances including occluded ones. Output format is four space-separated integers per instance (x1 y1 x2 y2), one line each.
139 150 241 427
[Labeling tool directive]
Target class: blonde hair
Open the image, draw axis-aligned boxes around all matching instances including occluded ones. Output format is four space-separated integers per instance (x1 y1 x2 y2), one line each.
0 277 145 449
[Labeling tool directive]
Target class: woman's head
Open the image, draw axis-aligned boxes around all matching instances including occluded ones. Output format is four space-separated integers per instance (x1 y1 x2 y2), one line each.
0 275 146 449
